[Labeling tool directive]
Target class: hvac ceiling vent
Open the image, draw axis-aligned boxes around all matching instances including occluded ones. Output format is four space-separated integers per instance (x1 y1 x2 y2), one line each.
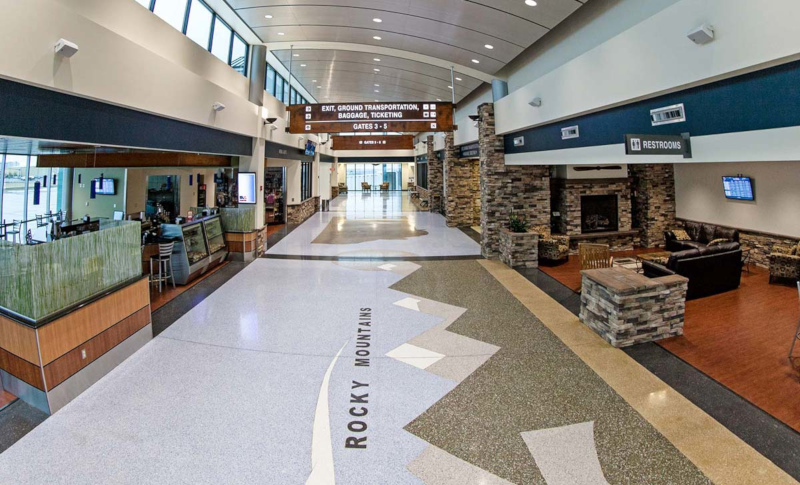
561 125 580 140
650 103 686 126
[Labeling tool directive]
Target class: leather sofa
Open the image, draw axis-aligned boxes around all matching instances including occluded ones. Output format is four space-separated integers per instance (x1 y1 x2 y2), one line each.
665 221 739 252
643 242 743 300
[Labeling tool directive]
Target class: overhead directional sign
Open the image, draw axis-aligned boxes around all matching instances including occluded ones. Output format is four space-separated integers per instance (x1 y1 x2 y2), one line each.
332 135 414 151
287 102 455 134
625 133 692 158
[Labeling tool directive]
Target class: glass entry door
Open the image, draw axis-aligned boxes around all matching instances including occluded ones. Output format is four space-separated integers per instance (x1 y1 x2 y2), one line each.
346 163 403 191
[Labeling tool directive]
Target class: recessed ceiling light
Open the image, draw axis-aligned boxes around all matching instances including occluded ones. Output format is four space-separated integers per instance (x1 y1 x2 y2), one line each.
300 64 306 67
373 18 382 23
264 14 273 19
277 32 285 36
374 68 380 72
312 80 317 83
373 36 382 40
293 54 299 57
485 44 494 49
471 59 480 64
374 90 380 93
455 77 462 81
374 84 380 87
525 0 538 5
436 98 442 101
448 86 453 89
373 58 381 62
375 99 380 102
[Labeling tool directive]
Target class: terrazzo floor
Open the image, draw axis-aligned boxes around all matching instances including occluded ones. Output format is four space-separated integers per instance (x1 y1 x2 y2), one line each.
0 194 788 484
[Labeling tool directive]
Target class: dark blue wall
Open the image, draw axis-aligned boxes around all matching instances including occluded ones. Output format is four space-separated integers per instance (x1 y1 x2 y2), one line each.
505 59 800 154
0 78 253 156
339 157 414 164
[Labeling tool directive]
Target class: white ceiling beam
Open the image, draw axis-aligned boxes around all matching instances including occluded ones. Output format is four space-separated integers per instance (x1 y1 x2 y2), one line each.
261 41 498 84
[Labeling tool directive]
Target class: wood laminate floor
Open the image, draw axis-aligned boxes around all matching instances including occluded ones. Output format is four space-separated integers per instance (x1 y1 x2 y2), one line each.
540 250 800 432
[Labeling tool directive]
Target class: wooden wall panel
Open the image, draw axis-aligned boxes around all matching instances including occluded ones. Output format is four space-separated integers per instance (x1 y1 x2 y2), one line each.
37 278 150 365
44 307 151 390
0 347 44 390
0 315 40 365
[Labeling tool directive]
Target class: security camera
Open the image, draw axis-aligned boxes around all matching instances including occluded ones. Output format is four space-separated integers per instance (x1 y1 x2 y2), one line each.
55 38 79 58
529 97 542 108
212 102 226 112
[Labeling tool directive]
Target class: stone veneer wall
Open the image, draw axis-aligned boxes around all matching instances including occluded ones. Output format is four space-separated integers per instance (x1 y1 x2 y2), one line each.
331 185 340 199
498 230 539 268
567 233 640 254
287 196 319 225
630 164 676 248
479 103 550 259
471 160 481 226
675 219 800 268
412 186 430 211
555 179 632 236
444 133 481 227
427 135 444 214
580 268 688 348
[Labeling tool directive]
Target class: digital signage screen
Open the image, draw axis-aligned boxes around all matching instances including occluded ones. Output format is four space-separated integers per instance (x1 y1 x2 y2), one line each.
722 176 754 201
93 178 116 195
237 172 257 205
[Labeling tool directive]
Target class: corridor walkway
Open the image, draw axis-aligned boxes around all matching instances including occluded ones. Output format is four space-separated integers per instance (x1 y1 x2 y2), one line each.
0 193 791 484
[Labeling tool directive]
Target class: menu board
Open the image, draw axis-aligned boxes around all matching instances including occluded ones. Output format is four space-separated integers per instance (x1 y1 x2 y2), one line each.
238 172 257 205
287 103 454 134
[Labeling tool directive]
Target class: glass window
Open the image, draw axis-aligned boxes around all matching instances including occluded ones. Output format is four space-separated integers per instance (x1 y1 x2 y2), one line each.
231 34 247 75
153 0 188 32
135 0 152 8
266 65 276 96
2 155 28 227
185 0 213 48
210 17 232 63
282 80 290 105
417 162 428 190
275 74 284 101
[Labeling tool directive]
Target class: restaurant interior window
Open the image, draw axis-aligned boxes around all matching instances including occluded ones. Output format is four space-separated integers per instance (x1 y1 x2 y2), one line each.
282 80 290 105
153 0 188 32
210 16 232 63
275 75 284 103
231 34 248 75
2 155 28 225
185 0 213 49
301 162 312 201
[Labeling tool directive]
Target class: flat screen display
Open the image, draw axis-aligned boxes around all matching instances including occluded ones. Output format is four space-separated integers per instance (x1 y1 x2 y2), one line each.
722 176 754 201
237 172 257 205
304 140 317 157
93 178 116 195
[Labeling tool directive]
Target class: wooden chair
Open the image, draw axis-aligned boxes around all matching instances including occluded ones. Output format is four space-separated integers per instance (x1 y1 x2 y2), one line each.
380 182 390 192
361 181 372 191
579 243 613 270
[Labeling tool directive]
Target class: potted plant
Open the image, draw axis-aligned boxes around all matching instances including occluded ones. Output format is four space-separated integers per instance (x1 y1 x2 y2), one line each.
499 211 539 268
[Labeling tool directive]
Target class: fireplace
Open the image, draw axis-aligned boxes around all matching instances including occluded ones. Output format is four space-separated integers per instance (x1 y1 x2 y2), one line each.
581 195 619 233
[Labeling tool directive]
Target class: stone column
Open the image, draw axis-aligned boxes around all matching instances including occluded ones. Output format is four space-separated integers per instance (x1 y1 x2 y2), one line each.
444 132 473 227
630 163 676 247
427 135 444 214
479 103 551 259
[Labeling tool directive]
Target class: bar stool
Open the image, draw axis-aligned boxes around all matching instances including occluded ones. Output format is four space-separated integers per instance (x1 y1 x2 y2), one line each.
789 282 800 360
149 242 176 293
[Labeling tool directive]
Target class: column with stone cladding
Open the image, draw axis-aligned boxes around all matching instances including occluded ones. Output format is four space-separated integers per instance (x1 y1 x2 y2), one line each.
479 103 550 259
427 135 444 214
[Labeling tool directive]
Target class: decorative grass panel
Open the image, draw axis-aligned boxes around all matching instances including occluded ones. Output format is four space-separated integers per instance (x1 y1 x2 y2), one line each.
220 207 256 233
0 221 141 321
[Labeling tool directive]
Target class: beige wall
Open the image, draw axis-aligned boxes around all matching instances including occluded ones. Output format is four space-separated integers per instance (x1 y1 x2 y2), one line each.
125 168 218 216
675 161 800 238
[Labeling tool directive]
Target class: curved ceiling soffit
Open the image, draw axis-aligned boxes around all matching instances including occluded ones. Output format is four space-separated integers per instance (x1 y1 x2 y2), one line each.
260 41 499 84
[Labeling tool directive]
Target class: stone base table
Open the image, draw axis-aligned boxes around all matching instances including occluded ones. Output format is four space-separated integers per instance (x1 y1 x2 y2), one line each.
580 267 688 348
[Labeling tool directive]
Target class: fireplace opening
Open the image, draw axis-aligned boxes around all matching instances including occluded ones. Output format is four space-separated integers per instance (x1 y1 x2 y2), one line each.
581 195 619 233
